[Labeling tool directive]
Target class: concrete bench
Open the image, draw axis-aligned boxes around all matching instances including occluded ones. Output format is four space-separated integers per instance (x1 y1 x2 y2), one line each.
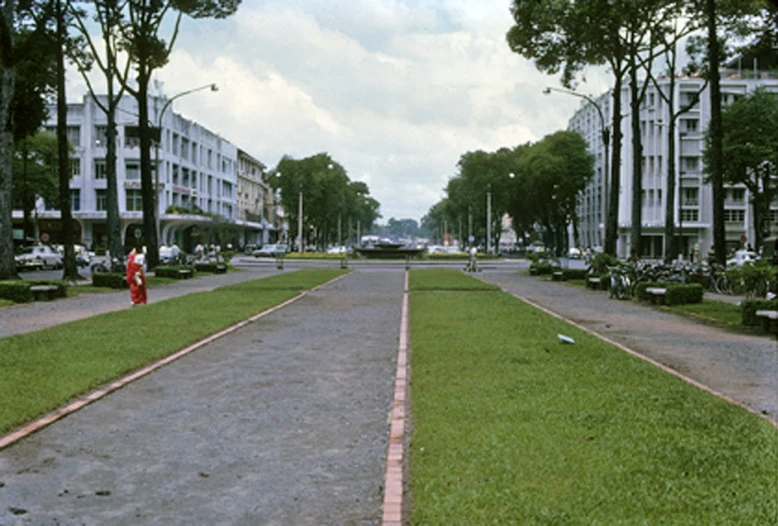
30 285 58 301
214 264 227 274
646 287 667 305
755 310 778 335
552 271 565 281
178 269 193 279
587 277 601 290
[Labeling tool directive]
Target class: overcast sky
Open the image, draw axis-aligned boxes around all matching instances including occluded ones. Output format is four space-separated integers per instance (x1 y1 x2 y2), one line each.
68 0 610 223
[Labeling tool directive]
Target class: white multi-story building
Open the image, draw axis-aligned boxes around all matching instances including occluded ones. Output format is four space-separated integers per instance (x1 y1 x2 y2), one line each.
236 149 278 247
570 72 778 259
23 93 275 252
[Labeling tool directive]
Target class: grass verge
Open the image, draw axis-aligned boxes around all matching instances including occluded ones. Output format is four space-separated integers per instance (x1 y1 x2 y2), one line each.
662 299 744 330
0 268 347 436
409 269 777 524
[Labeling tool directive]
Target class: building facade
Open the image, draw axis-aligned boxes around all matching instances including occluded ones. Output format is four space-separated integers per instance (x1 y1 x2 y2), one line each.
16 93 277 253
570 72 778 259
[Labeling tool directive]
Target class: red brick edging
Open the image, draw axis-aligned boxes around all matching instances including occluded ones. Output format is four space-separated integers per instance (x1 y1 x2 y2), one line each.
382 271 410 525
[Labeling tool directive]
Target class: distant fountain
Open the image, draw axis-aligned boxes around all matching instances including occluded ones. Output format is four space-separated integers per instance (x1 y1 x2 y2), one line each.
353 240 424 259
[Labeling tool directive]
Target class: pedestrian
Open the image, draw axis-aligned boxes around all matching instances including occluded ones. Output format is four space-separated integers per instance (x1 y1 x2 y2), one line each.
126 248 147 306
466 245 478 272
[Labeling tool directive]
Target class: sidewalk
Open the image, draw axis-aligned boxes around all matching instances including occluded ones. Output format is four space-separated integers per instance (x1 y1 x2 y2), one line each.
481 269 778 423
0 268 405 524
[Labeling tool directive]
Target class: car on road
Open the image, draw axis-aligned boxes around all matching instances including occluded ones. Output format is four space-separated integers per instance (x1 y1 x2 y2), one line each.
15 245 64 271
727 249 757 267
252 244 288 258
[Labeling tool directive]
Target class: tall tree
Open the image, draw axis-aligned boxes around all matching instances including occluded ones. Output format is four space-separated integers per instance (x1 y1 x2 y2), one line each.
0 0 16 279
116 0 240 269
69 0 130 264
12 132 59 242
704 87 778 253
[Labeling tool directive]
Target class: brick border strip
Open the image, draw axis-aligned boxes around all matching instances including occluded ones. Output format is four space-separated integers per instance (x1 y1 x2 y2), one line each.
510 289 778 430
382 270 410 525
0 272 351 450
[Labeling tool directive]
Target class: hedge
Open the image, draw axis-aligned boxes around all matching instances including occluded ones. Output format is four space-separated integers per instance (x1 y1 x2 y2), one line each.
664 283 704 306
635 281 664 302
0 281 33 303
741 299 778 326
194 262 229 273
563 268 589 281
529 261 558 276
92 272 128 289
154 265 196 279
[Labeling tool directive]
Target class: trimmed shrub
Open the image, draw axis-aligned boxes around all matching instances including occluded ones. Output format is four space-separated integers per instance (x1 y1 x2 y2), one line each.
529 261 558 276
92 272 128 289
27 279 69 298
195 262 229 273
589 253 620 275
665 284 704 306
741 299 778 326
635 281 664 302
563 268 589 281
0 281 33 303
155 265 196 279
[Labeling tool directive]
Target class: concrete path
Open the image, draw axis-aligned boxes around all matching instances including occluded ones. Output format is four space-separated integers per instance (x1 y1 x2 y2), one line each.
480 269 778 424
0 268 405 525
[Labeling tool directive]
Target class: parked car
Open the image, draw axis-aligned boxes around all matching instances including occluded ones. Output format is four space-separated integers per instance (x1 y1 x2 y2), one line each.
252 244 288 258
15 245 64 271
727 249 757 267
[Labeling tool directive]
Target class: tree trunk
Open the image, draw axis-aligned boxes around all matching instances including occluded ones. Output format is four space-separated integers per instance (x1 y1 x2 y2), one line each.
605 74 624 256
707 0 726 264
56 0 79 281
105 100 123 262
629 54 643 259
664 75 677 263
137 71 159 268
0 0 16 280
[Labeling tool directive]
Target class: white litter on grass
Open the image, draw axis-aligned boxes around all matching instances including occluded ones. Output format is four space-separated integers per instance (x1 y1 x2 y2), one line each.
557 334 575 344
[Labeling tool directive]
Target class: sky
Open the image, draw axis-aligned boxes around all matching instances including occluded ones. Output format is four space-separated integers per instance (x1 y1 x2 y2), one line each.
67 0 610 224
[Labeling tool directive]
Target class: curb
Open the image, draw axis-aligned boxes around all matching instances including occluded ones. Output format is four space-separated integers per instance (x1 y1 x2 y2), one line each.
382 270 410 525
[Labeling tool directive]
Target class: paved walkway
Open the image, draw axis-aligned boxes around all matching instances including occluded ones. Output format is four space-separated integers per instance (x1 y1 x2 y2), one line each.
1 267 405 524
480 269 778 424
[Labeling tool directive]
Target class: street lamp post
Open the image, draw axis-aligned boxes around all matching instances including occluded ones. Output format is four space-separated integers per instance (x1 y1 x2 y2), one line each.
543 87 610 247
154 83 218 245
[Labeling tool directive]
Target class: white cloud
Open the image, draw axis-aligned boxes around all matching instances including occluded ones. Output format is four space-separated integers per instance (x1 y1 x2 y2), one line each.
70 0 610 222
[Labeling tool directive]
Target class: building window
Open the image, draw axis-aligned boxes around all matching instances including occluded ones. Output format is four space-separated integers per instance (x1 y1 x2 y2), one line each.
181 137 190 161
67 126 80 147
728 188 746 203
681 156 699 173
70 189 80 211
124 130 140 148
126 189 143 212
681 209 699 222
125 161 141 180
70 158 81 178
94 125 108 147
172 133 180 155
94 159 107 179
770 210 778 225
96 189 107 211
724 209 746 223
682 187 699 206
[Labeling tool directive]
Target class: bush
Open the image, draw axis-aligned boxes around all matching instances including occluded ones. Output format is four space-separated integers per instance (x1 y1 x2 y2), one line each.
529 261 558 276
665 284 704 306
155 265 196 279
92 272 128 289
563 268 589 281
195 262 229 273
741 299 778 326
589 253 619 275
635 281 664 302
0 281 33 303
27 279 69 298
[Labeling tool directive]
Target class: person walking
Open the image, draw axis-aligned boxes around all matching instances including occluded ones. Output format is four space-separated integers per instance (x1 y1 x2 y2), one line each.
126 248 147 305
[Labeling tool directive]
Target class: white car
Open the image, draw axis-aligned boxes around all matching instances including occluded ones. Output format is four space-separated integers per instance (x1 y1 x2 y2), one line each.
727 250 757 267
15 245 64 270
252 244 288 258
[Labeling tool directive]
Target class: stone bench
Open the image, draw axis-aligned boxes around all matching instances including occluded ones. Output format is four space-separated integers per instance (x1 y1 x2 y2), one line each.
755 310 778 336
587 277 601 290
646 287 667 305
552 271 565 281
214 264 227 274
30 285 58 301
178 269 193 279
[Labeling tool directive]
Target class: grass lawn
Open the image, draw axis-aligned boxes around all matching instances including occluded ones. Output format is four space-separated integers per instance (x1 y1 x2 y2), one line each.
409 269 777 524
663 299 744 330
0 268 347 436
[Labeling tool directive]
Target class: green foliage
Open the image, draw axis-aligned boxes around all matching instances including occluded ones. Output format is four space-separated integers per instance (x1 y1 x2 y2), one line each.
741 299 778 327
635 281 664 302
0 281 34 303
562 268 588 281
92 272 128 289
726 261 777 296
589 252 619 275
154 265 196 279
529 260 557 275
665 284 704 306
27 279 68 299
194 262 229 273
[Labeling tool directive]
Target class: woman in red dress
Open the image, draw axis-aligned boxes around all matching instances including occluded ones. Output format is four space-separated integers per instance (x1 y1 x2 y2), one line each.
126 248 147 305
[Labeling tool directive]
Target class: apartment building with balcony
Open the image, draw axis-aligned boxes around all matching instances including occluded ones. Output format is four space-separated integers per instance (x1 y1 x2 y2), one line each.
570 72 778 259
16 93 274 253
